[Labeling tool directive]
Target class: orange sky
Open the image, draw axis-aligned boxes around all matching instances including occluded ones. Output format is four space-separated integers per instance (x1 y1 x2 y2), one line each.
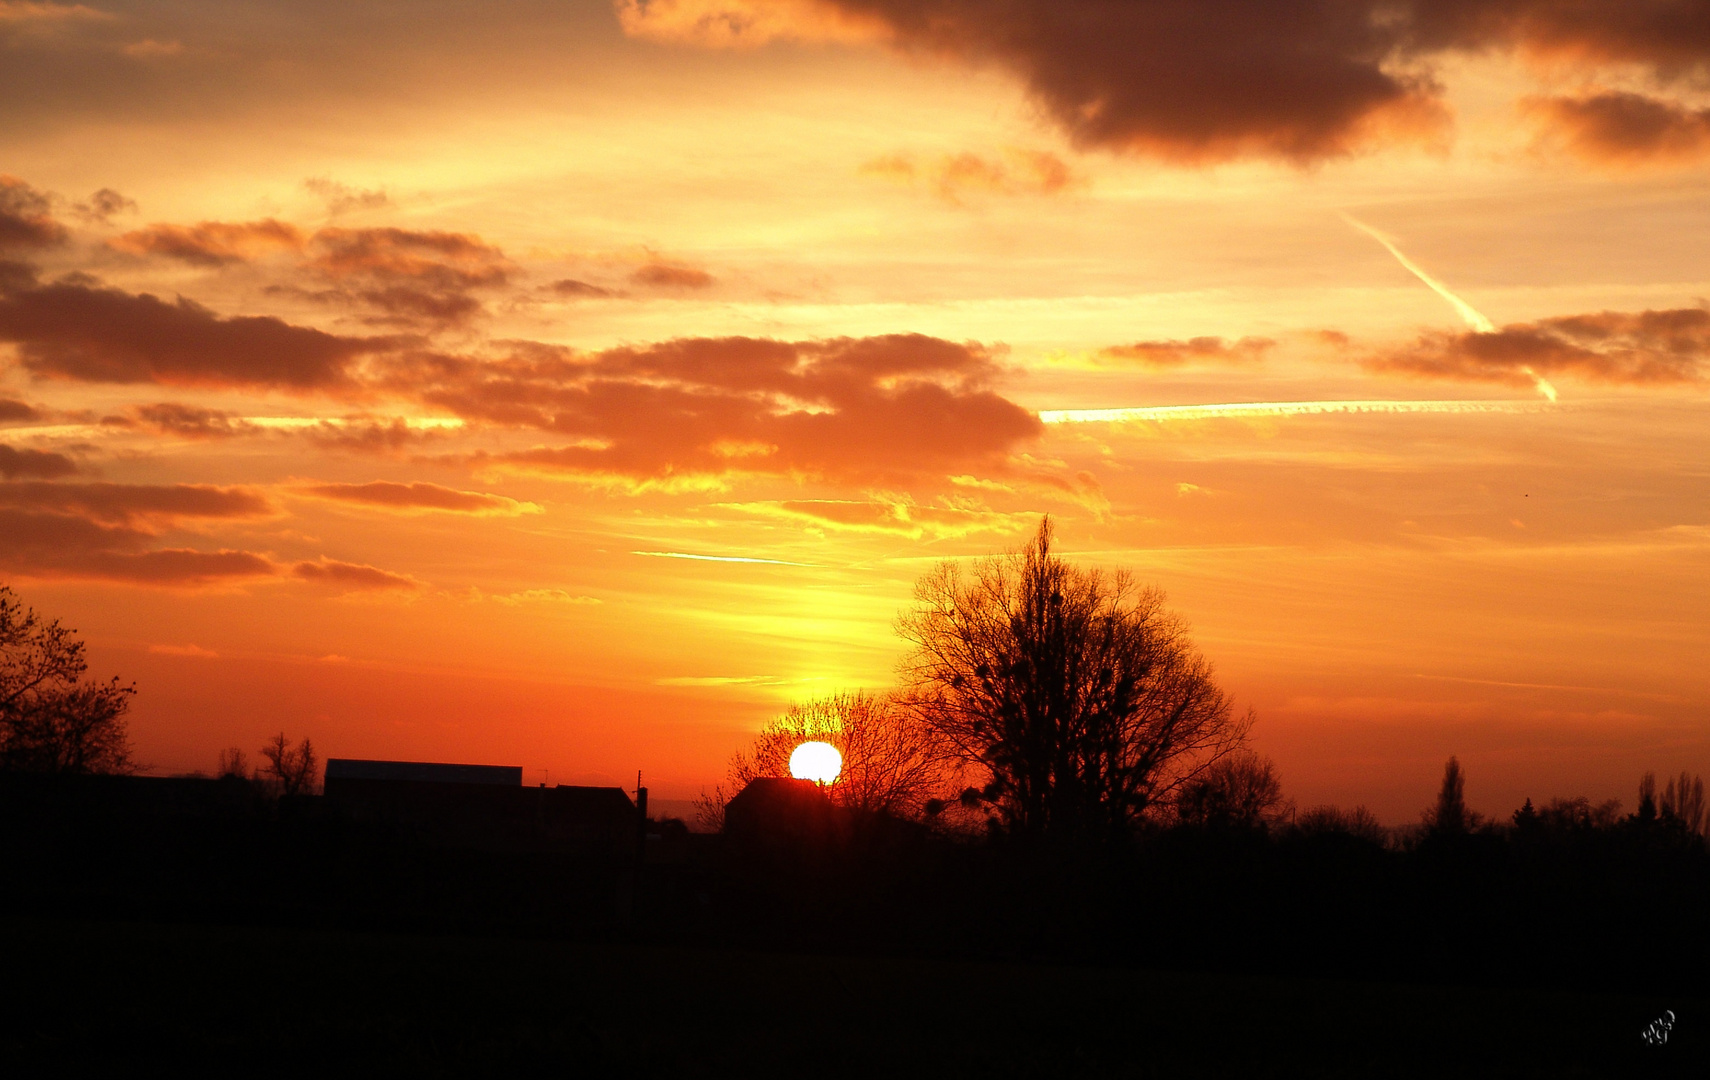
2 0 1707 821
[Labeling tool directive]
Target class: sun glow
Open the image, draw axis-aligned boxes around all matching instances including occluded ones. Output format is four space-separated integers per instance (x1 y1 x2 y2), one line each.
788 741 843 784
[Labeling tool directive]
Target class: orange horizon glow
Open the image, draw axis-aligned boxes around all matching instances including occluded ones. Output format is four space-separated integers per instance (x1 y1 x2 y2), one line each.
1 0 1706 826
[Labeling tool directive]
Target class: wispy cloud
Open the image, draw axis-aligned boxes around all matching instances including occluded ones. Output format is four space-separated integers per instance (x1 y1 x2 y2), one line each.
632 550 817 566
1039 399 1548 424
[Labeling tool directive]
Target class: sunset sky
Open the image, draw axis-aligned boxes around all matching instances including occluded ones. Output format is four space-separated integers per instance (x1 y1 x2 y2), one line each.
3 0 1707 821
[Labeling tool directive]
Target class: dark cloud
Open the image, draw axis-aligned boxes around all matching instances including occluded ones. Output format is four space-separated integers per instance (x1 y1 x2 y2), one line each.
291 557 421 591
299 480 535 514
0 274 394 390
1370 306 1710 386
0 398 41 422
1100 336 1275 366
1525 92 1710 165
632 0 1710 163
0 508 276 585
0 481 273 526
544 278 617 299
303 178 392 215
131 402 258 439
0 444 78 479
631 261 715 289
0 175 67 249
302 227 511 327
71 188 137 225
781 0 1451 162
110 219 305 266
428 333 1041 484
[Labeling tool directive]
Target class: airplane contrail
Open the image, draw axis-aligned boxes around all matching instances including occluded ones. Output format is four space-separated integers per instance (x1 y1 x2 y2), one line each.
1343 214 1557 402
632 550 817 566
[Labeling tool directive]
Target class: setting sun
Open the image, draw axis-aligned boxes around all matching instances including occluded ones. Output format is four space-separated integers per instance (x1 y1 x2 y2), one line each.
788 741 842 785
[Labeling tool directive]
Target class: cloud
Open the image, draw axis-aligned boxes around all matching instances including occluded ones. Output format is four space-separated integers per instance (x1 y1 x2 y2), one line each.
722 496 1035 539
861 148 1078 203
291 557 422 591
71 188 136 225
110 219 305 266
0 175 67 250
0 273 394 389
625 0 1710 164
1099 336 1275 367
299 226 512 327
1369 307 1710 387
130 402 259 439
431 333 1041 485
297 480 541 516
0 507 276 584
1525 92 1710 165
148 642 218 658
631 261 715 289
0 481 273 526
0 398 40 422
486 588 601 605
543 278 617 299
0 2 111 24
304 178 392 215
0 444 77 479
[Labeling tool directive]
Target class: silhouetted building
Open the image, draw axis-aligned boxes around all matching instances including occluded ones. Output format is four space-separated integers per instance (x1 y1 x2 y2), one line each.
322 758 637 859
723 777 848 850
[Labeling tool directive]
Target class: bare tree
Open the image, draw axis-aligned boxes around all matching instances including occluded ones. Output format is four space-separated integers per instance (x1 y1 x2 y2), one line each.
260 733 318 796
897 517 1248 840
1296 804 1388 845
1661 772 1707 837
216 747 250 780
700 691 956 825
1175 751 1291 830
0 585 134 774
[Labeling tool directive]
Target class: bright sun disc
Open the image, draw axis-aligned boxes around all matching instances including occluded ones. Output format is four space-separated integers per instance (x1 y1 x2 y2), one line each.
788 741 842 784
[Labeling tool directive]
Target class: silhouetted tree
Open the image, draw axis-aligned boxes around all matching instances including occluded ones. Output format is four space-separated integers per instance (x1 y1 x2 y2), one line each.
1295 804 1387 845
261 733 318 796
1512 797 1539 831
0 585 134 774
699 691 957 829
898 517 1248 840
1537 796 1622 832
1421 756 1482 836
1175 751 1290 830
1634 771 1659 826
216 747 250 780
1661 772 1707 837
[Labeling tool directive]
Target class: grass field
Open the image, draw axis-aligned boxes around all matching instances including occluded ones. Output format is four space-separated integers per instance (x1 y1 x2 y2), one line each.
0 918 1699 1077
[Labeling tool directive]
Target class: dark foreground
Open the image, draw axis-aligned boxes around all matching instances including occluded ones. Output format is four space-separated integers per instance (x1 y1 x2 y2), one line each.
0 917 1699 1078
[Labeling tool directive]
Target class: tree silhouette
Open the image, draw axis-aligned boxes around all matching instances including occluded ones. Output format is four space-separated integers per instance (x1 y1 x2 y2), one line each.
1421 756 1481 836
1661 772 1707 837
0 585 134 774
1175 751 1290 830
700 691 956 829
897 517 1248 840
261 733 318 796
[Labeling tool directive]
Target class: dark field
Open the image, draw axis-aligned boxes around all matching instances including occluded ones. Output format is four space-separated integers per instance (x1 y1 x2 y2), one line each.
1 917 1699 1078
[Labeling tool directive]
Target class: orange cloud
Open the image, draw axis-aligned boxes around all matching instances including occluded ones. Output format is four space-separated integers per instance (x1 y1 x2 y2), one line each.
0 175 66 249
631 261 715 289
1100 336 1275 367
1370 307 1710 387
432 333 1040 485
291 557 422 591
0 507 275 584
297 480 540 516
110 219 305 266
1524 92 1710 165
862 148 1079 204
0 480 272 526
0 444 76 478
0 271 397 389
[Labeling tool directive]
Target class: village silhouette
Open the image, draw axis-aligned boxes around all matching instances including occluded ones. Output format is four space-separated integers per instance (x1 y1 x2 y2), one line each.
1 522 1703 1076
